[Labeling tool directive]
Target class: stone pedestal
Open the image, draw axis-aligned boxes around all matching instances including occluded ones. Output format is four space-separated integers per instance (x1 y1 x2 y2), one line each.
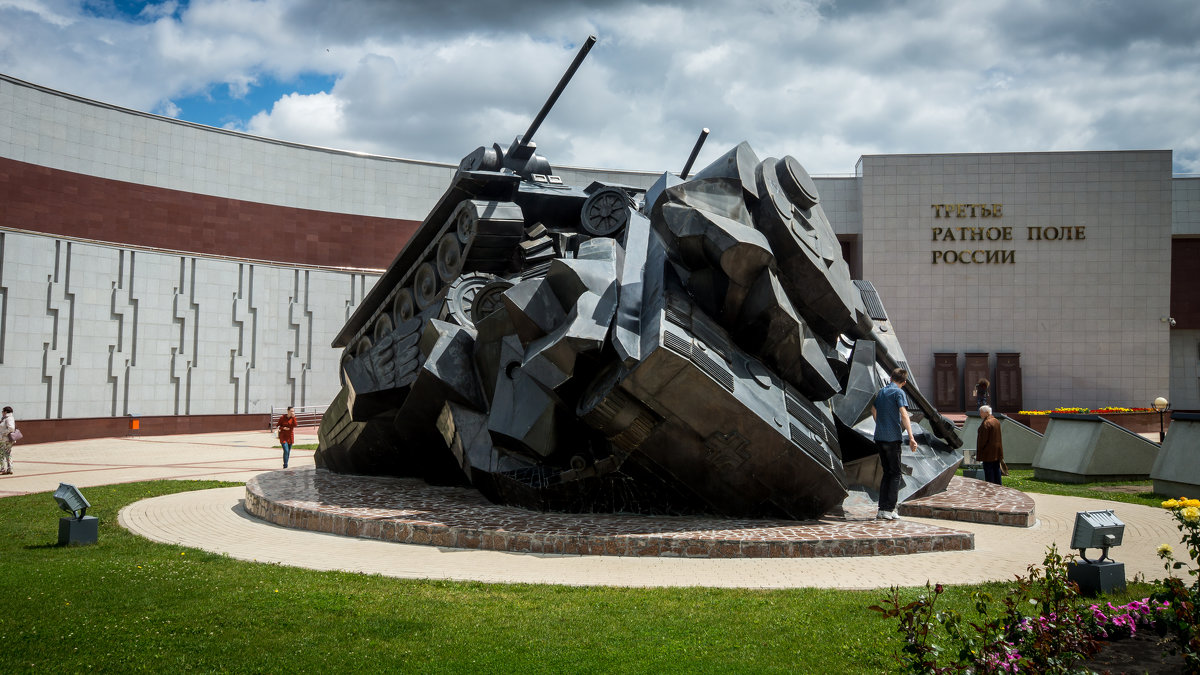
1067 560 1126 597
58 516 98 546
962 466 985 480
933 353 959 410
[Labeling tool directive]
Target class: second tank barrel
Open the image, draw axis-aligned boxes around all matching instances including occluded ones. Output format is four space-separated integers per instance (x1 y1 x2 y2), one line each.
680 128 710 179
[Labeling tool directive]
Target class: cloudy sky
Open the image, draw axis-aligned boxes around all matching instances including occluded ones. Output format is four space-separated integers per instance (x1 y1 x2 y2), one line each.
2 0 1199 175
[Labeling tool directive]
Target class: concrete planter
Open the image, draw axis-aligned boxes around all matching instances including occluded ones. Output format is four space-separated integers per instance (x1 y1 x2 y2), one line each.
1015 411 1168 437
1151 412 1200 499
1032 414 1160 483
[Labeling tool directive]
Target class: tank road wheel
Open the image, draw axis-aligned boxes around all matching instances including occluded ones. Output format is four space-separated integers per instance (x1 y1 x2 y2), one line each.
373 313 394 342
436 233 464 282
470 279 515 325
446 272 501 330
392 288 415 324
456 203 478 244
354 335 373 356
339 347 354 386
412 262 441 309
339 335 372 386
581 187 632 237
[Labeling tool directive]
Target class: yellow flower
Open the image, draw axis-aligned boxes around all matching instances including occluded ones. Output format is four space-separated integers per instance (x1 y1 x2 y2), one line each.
1157 544 1173 556
1182 506 1200 523
1163 499 1180 509
1184 499 1200 509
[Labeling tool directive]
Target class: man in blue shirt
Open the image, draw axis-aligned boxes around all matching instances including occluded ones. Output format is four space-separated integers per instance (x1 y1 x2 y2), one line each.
871 368 919 520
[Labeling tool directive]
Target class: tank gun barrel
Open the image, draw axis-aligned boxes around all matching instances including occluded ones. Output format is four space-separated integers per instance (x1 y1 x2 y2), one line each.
519 35 597 148
680 128 710 179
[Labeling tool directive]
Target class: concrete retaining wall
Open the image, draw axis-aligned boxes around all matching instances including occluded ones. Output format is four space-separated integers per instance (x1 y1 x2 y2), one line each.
1151 412 1200 498
1032 414 1160 483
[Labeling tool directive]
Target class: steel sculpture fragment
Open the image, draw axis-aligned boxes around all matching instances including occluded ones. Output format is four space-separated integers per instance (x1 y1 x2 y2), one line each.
317 36 962 519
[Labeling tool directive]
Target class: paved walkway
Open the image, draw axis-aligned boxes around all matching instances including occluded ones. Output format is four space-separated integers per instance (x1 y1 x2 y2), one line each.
2 431 1184 589
121 487 1179 589
0 429 316 497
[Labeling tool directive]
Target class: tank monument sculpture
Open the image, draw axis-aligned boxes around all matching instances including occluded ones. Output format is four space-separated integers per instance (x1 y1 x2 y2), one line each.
316 36 963 521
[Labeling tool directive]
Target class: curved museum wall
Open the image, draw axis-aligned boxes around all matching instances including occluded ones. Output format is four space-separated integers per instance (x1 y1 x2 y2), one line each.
0 73 1191 438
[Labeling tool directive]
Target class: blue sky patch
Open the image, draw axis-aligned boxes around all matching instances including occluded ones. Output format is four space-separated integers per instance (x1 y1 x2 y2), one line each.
163 72 338 129
82 0 186 23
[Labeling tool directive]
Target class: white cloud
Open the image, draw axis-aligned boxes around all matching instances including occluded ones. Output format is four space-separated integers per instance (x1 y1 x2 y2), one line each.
0 0 74 27
155 99 181 118
244 90 346 147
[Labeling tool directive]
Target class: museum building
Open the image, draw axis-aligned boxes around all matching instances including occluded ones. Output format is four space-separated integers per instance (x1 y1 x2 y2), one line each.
2 73 1197 441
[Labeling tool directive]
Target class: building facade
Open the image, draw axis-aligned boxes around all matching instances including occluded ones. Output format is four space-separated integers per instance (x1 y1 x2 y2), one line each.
1 73 1196 439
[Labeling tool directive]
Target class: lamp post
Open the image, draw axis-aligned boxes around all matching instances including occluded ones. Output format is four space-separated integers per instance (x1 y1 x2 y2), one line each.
1153 396 1170 443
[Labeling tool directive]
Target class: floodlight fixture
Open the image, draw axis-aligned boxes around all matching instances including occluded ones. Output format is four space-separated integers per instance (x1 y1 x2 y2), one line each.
53 483 98 546
1070 509 1124 563
54 482 90 520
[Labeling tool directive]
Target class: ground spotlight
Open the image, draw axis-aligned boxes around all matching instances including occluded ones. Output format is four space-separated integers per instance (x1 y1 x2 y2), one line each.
1066 509 1125 596
53 482 98 546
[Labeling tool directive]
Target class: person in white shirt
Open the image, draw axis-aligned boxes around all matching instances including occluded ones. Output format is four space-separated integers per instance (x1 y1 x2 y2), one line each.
0 406 15 475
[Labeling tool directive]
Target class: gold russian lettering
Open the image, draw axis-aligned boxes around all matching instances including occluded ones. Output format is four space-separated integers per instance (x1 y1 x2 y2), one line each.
1001 250 1014 264
1076 226 1085 240
932 251 943 264
932 227 943 241
993 204 1002 217
1002 226 1012 240
1027 226 1041 240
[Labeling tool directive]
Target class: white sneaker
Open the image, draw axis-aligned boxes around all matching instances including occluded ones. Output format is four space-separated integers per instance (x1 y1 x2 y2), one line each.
876 510 899 520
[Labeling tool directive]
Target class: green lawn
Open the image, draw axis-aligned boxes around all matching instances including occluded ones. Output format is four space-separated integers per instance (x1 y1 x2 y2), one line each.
0 478 1170 672
981 468 1163 508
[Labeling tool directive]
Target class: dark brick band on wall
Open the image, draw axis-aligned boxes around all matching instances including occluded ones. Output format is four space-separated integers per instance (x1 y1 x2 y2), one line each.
16 414 275 444
0 156 420 270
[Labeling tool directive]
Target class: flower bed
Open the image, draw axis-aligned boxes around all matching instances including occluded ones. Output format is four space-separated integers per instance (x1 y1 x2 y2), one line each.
869 497 1200 674
1011 408 1166 436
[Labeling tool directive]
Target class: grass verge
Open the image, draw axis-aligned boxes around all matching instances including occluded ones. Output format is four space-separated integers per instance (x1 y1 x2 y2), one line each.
0 480 921 673
1 476 1168 672
965 468 1163 508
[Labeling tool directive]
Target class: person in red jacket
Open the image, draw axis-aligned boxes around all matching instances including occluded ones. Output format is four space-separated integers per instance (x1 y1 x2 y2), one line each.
277 406 298 468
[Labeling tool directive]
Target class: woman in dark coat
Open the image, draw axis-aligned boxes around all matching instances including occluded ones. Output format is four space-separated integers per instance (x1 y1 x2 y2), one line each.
976 405 1004 485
